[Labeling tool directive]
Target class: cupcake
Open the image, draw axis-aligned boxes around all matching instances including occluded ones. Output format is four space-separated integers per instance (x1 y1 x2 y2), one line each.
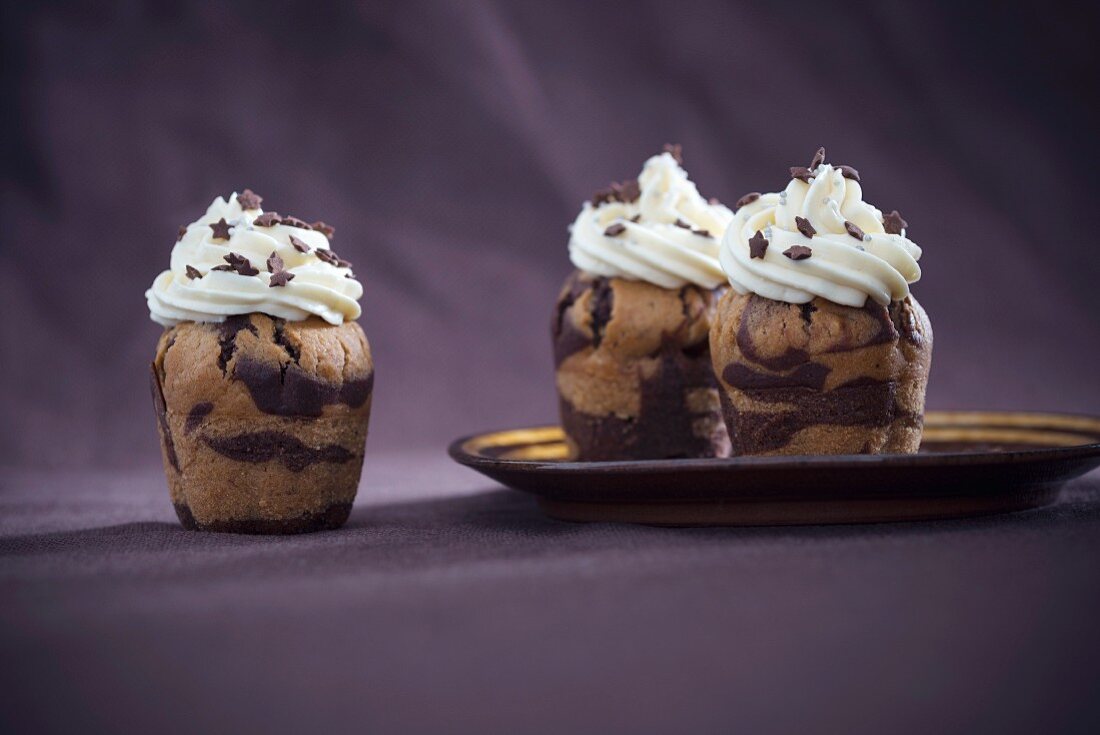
146 190 372 533
711 148 931 455
553 145 734 460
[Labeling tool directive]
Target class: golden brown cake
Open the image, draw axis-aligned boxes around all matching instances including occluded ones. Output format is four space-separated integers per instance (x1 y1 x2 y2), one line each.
146 189 369 532
712 147 931 455
553 146 735 460
151 314 373 532
709 292 931 455
553 271 728 460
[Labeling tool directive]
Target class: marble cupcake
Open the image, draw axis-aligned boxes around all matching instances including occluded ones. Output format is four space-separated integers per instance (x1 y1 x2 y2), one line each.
146 190 372 533
711 148 931 455
553 146 733 460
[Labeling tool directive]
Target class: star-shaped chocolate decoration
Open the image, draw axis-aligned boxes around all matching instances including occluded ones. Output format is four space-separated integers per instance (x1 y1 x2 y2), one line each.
267 251 285 273
748 230 769 259
311 221 335 239
795 216 817 238
315 248 352 268
810 147 826 170
735 192 760 209
185 265 202 280
209 218 233 240
882 210 907 235
838 165 860 181
176 226 188 242
663 143 683 163
268 270 295 288
289 235 311 254
603 222 627 237
237 189 263 210
280 215 312 230
790 166 814 183
613 179 641 203
784 245 812 260
591 188 615 207
844 221 866 240
221 252 259 276
253 212 281 227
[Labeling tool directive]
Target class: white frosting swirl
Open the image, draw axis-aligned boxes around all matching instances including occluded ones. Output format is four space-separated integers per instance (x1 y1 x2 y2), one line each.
568 152 733 289
720 162 922 307
146 193 362 326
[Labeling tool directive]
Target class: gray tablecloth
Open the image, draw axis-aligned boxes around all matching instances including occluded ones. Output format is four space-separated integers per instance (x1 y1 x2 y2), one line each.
3 456 1099 734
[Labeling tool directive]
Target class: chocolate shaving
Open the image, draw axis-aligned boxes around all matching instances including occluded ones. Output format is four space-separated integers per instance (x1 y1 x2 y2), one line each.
674 219 691 229
693 228 711 238
795 216 817 238
280 215 312 230
735 192 760 209
209 218 233 240
613 179 640 203
810 147 826 170
844 221 866 240
604 222 627 237
267 251 285 273
237 189 263 210
790 166 813 183
185 265 202 280
268 270 295 287
176 226 188 242
629 214 641 222
253 212 281 227
784 245 813 260
749 231 769 259
838 165 860 181
663 143 683 163
311 221 335 239
221 252 259 276
882 210 907 235
289 235 311 254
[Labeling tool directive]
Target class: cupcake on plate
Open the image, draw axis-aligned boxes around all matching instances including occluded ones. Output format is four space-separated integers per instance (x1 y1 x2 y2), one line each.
711 148 931 455
146 190 372 533
552 145 734 460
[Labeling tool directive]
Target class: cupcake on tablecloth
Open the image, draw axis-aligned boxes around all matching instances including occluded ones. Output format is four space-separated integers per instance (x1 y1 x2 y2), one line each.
711 148 931 455
552 145 734 460
146 190 372 533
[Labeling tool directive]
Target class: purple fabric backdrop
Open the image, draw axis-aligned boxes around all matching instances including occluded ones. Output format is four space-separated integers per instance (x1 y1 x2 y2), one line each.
2 0 1098 467
3 2 1100 733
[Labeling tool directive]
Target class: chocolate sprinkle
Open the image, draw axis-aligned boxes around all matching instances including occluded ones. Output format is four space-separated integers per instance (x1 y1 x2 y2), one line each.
614 179 641 203
784 245 813 260
795 216 817 238
629 214 641 222
268 270 294 287
693 228 711 238
315 248 352 268
591 188 615 207
838 165 861 181
237 189 263 210
790 166 814 183
221 252 259 276
883 209 908 235
289 235 311 253
735 192 761 209
311 221 335 239
280 215 312 230
209 218 232 240
663 143 683 163
185 265 202 280
810 146 826 170
844 221 866 240
266 251 285 273
211 264 233 271
604 222 627 237
253 212 281 227
674 219 691 229
176 226 188 242
749 231 769 259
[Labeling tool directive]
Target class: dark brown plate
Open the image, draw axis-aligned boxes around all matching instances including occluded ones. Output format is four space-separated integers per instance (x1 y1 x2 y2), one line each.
448 411 1100 526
